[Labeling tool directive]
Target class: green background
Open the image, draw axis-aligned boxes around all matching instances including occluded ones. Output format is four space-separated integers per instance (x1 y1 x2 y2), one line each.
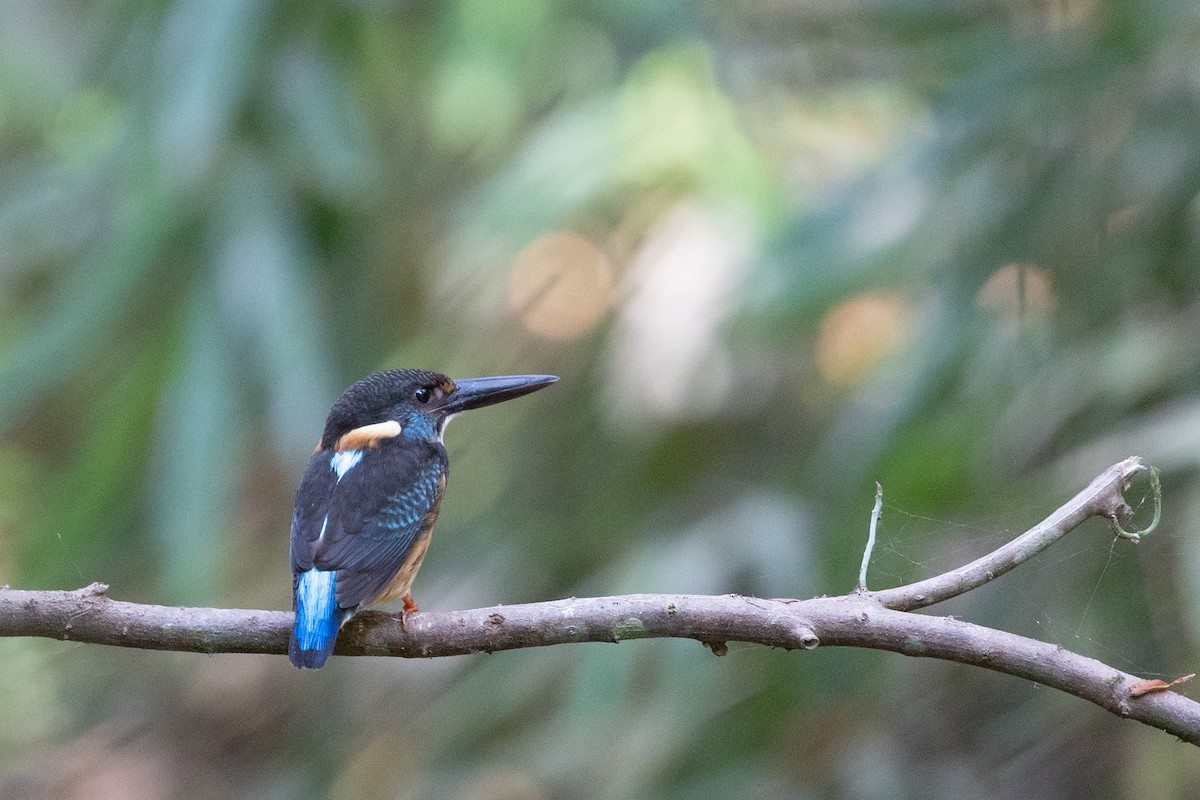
1 1 1198 797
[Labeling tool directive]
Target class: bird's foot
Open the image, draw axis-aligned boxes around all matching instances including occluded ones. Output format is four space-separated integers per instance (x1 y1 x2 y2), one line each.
400 594 420 632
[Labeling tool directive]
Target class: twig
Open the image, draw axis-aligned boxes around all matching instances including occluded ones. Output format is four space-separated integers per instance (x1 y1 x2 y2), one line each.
857 482 883 591
872 456 1143 611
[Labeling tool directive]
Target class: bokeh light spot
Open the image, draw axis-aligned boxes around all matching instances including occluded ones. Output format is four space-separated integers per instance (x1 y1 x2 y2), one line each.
508 232 614 339
976 263 1055 321
816 291 913 386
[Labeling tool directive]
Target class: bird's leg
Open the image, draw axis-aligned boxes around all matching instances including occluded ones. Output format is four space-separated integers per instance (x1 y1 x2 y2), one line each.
401 593 420 631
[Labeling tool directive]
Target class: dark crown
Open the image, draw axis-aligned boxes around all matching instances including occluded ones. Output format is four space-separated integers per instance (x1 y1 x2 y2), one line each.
319 369 455 449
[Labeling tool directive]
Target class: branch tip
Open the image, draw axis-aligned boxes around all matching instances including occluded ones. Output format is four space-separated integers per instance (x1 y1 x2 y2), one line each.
703 640 729 656
857 481 884 592
1112 465 1161 543
796 627 820 650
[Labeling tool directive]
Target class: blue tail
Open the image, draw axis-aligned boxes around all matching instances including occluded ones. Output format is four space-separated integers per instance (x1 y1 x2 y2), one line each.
290 569 344 669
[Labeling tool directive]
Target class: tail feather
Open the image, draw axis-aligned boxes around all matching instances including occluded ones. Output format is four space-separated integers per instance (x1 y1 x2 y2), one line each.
290 569 345 669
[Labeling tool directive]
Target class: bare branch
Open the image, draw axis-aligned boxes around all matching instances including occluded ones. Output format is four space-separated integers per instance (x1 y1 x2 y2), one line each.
2 583 1197 743
2 458 1195 744
872 456 1144 611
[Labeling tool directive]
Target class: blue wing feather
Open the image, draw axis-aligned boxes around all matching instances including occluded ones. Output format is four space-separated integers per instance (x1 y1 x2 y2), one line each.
322 456 445 606
289 439 446 667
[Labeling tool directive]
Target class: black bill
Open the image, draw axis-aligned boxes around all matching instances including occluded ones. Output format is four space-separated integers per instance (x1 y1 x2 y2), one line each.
441 374 558 415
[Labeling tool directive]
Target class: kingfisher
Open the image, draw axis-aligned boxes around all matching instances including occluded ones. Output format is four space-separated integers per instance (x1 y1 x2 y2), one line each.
288 368 557 669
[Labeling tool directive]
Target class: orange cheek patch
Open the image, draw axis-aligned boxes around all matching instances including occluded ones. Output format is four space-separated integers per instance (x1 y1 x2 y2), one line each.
335 420 403 451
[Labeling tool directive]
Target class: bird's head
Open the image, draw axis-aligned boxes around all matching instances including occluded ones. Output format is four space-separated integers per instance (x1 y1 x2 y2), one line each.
319 369 558 450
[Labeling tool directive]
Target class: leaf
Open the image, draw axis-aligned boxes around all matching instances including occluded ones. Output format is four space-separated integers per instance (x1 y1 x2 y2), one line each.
1129 674 1195 698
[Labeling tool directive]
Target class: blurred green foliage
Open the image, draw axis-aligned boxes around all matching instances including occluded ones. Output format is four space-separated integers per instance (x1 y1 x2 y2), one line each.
2 0 1200 797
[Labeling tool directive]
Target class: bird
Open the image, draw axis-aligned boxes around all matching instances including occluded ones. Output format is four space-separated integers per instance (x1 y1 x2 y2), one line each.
288 368 557 669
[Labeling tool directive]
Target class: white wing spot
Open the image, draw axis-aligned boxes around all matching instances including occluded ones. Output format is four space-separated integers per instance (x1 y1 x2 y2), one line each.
330 450 363 481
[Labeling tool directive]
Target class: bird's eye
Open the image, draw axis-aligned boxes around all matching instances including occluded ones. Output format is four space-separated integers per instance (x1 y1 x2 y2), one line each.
414 387 432 404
